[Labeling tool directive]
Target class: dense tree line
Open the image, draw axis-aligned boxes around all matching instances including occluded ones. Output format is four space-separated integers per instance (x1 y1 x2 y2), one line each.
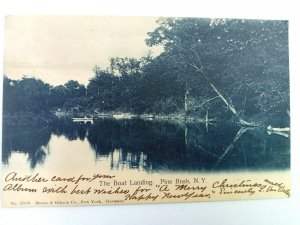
145 18 289 125
3 76 88 113
3 18 289 126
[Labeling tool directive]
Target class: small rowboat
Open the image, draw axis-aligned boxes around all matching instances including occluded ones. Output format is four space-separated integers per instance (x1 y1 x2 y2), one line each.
73 116 93 124
267 125 290 132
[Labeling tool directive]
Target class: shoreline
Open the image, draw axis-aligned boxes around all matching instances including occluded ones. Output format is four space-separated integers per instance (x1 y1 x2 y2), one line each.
54 110 210 124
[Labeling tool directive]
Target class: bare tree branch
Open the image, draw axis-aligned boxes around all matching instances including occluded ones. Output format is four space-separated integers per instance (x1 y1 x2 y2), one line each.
187 48 257 127
190 47 203 67
195 144 219 158
192 96 220 110
213 127 249 169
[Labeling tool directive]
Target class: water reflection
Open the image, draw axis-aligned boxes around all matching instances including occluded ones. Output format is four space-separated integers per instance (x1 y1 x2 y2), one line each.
2 123 51 168
2 118 290 172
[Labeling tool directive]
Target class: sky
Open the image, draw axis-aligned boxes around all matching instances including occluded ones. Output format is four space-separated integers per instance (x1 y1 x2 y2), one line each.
4 16 163 86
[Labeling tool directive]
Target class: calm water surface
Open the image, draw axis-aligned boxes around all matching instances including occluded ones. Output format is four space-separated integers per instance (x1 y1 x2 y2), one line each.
2 118 290 172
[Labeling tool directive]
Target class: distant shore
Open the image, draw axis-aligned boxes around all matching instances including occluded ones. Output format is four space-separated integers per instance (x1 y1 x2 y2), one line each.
53 110 209 124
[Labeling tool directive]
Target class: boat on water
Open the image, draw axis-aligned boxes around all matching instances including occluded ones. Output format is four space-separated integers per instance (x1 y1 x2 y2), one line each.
267 125 290 132
72 116 94 124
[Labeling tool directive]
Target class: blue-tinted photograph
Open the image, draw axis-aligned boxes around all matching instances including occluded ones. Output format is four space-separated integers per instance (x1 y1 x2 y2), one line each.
2 16 290 174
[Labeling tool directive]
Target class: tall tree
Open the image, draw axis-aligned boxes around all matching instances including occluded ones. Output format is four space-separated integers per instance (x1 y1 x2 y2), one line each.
146 18 289 125
3 76 52 113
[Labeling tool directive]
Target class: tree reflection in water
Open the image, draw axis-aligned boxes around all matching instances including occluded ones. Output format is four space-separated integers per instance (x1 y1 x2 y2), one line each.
2 118 290 171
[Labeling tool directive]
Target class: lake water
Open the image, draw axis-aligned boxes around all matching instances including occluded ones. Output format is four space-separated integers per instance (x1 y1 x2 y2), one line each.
2 118 290 173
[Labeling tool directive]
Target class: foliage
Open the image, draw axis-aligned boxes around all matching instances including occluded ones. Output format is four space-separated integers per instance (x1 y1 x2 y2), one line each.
3 18 290 126
146 18 289 122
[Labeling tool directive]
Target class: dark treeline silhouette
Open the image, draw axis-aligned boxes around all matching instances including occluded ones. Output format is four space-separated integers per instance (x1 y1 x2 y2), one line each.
3 18 290 127
2 118 290 171
2 121 52 168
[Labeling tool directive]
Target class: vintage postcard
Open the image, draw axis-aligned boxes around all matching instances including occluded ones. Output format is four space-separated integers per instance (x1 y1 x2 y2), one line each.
2 16 290 207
